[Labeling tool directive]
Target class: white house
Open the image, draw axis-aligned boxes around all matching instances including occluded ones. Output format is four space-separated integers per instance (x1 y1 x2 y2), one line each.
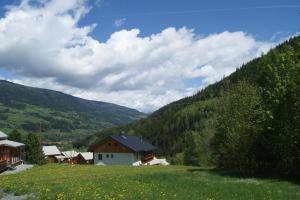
88 134 156 166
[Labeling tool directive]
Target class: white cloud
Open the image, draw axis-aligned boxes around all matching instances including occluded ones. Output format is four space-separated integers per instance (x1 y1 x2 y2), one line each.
0 0 275 112
114 18 126 27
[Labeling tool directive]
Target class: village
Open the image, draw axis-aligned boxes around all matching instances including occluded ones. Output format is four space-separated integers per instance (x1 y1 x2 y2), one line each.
0 130 169 173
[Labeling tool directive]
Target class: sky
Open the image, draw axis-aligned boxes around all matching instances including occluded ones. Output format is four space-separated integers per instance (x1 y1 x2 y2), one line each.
0 0 298 112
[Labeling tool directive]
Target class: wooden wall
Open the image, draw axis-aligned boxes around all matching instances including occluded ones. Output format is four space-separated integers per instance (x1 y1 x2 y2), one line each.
92 138 134 153
0 160 7 171
47 155 58 163
73 155 92 164
0 146 22 164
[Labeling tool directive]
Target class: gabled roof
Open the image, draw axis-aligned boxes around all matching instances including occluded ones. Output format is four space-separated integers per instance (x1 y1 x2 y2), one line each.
0 140 24 148
110 135 156 152
42 146 61 156
0 131 8 139
79 152 93 160
55 155 66 161
62 150 79 158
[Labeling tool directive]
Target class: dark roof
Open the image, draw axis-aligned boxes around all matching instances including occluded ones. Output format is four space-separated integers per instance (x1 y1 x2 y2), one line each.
110 135 155 152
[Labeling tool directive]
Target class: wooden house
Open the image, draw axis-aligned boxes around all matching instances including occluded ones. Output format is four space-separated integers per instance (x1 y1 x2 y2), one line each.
42 146 62 163
88 134 155 165
0 131 24 171
61 150 79 164
73 152 93 164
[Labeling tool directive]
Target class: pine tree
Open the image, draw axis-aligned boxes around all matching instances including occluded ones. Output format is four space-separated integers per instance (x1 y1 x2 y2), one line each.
8 129 22 142
183 131 201 166
25 133 46 165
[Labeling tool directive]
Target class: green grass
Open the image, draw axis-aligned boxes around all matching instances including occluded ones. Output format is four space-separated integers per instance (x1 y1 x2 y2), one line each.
0 165 299 200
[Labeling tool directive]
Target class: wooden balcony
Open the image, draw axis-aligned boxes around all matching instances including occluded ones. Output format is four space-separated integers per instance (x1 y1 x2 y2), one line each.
142 154 154 163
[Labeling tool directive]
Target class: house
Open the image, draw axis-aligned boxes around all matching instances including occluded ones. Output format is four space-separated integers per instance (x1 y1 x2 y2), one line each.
73 152 93 164
62 150 79 164
88 134 156 165
0 131 25 171
42 146 61 163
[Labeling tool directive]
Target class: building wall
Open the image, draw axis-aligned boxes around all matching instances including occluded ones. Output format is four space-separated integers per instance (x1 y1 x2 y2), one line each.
73 155 92 164
92 138 134 153
0 146 22 164
94 152 141 165
47 155 58 163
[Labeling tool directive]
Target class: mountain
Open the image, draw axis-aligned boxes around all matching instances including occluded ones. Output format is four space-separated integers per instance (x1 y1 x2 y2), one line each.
84 36 300 176
0 80 145 140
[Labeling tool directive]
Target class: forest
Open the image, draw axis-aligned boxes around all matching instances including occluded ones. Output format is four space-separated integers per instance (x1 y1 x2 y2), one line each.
80 36 300 177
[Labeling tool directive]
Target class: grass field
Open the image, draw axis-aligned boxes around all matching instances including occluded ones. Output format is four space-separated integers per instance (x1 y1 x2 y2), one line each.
0 165 299 200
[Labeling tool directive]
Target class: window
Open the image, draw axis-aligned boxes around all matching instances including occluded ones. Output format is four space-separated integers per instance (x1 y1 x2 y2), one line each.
98 154 102 160
106 154 109 158
111 154 114 158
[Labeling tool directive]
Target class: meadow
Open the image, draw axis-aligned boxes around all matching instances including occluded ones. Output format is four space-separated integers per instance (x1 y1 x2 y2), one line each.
0 164 299 200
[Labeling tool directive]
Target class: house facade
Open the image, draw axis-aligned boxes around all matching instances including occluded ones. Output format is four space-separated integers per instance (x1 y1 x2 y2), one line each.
89 134 155 166
0 131 24 171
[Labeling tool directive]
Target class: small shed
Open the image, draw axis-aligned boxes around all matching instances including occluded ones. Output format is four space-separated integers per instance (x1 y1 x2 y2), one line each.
74 152 93 164
62 150 79 164
42 146 61 163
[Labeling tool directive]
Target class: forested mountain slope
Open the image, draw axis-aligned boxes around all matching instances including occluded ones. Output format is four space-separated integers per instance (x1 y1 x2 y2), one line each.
0 80 145 140
84 36 300 176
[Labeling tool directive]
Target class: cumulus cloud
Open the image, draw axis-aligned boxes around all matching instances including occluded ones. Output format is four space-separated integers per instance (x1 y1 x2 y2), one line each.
114 18 126 27
0 0 275 112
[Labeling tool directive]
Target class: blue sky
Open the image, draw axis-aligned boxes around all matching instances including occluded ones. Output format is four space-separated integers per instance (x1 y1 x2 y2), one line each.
1 0 298 41
0 0 298 111
85 0 299 41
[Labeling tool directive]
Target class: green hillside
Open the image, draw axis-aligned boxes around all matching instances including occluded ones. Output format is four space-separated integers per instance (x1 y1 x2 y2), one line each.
0 80 145 140
84 36 300 177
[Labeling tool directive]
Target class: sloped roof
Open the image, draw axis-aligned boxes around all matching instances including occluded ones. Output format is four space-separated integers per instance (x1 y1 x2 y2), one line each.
42 146 61 156
55 155 66 161
62 150 79 158
0 131 8 139
0 140 24 148
110 135 155 152
79 152 93 160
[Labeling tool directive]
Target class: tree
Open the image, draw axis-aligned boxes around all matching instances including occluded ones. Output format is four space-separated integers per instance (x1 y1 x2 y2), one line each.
8 129 22 142
183 131 201 166
270 67 300 176
213 81 266 173
25 133 46 165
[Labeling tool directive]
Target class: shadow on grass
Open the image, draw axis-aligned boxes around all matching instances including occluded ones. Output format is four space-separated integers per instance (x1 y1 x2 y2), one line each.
186 167 300 186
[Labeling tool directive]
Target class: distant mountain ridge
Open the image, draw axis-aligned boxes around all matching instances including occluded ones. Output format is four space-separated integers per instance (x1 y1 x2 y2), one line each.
0 80 145 140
